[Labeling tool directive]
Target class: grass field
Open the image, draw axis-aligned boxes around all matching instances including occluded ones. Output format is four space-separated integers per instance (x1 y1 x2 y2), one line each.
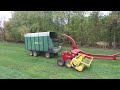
0 41 120 79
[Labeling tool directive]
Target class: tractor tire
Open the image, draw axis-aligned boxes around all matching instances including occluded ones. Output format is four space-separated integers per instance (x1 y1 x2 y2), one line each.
57 59 64 66
29 51 33 56
45 52 51 58
65 60 72 68
33 51 38 57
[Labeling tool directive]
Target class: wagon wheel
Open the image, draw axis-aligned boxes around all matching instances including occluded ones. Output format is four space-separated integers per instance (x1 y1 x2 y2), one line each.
29 51 33 56
65 60 72 68
57 58 64 66
45 52 51 58
33 51 38 57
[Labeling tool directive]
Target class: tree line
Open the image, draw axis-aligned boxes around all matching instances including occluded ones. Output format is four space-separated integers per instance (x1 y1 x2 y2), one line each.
1 11 120 48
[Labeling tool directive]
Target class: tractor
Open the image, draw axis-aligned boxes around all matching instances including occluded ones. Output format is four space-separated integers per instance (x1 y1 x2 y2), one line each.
57 34 93 71
57 34 120 71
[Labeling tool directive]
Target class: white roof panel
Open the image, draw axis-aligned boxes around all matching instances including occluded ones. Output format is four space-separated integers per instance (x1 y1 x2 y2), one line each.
24 32 50 37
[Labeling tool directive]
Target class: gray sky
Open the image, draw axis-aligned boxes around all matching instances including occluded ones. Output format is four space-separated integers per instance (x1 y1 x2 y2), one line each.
85 11 110 16
0 11 12 27
0 11 12 21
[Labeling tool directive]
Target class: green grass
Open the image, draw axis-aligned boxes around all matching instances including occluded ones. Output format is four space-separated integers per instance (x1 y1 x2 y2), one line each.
0 41 120 79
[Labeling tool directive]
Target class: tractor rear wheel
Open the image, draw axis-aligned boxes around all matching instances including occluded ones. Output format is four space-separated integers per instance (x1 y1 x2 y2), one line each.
29 51 33 56
45 52 51 58
57 59 64 66
65 60 72 68
33 51 38 57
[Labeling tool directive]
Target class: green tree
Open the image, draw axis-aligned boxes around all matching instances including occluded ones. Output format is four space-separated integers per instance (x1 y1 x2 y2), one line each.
107 11 120 48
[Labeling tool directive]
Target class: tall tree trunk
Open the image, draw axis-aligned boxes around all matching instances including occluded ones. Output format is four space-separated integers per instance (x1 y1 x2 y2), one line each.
113 31 116 48
67 11 70 25
109 28 112 48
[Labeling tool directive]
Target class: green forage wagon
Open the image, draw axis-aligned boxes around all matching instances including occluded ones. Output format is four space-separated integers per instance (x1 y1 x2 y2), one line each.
24 32 61 58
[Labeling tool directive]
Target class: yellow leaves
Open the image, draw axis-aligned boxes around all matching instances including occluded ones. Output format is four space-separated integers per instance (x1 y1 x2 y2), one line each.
19 26 29 36
18 26 30 41
5 31 15 41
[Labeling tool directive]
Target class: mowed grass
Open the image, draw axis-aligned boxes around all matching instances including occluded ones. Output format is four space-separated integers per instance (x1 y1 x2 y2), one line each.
0 41 120 79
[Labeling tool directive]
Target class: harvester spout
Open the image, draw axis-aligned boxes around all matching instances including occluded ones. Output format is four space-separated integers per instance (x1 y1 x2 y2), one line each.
62 34 78 49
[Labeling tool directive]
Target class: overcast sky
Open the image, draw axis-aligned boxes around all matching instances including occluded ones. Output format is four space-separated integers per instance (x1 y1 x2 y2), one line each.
0 11 12 21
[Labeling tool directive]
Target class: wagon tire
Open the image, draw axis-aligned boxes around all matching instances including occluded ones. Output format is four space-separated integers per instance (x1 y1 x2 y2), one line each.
29 51 33 56
33 51 38 57
45 52 51 58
